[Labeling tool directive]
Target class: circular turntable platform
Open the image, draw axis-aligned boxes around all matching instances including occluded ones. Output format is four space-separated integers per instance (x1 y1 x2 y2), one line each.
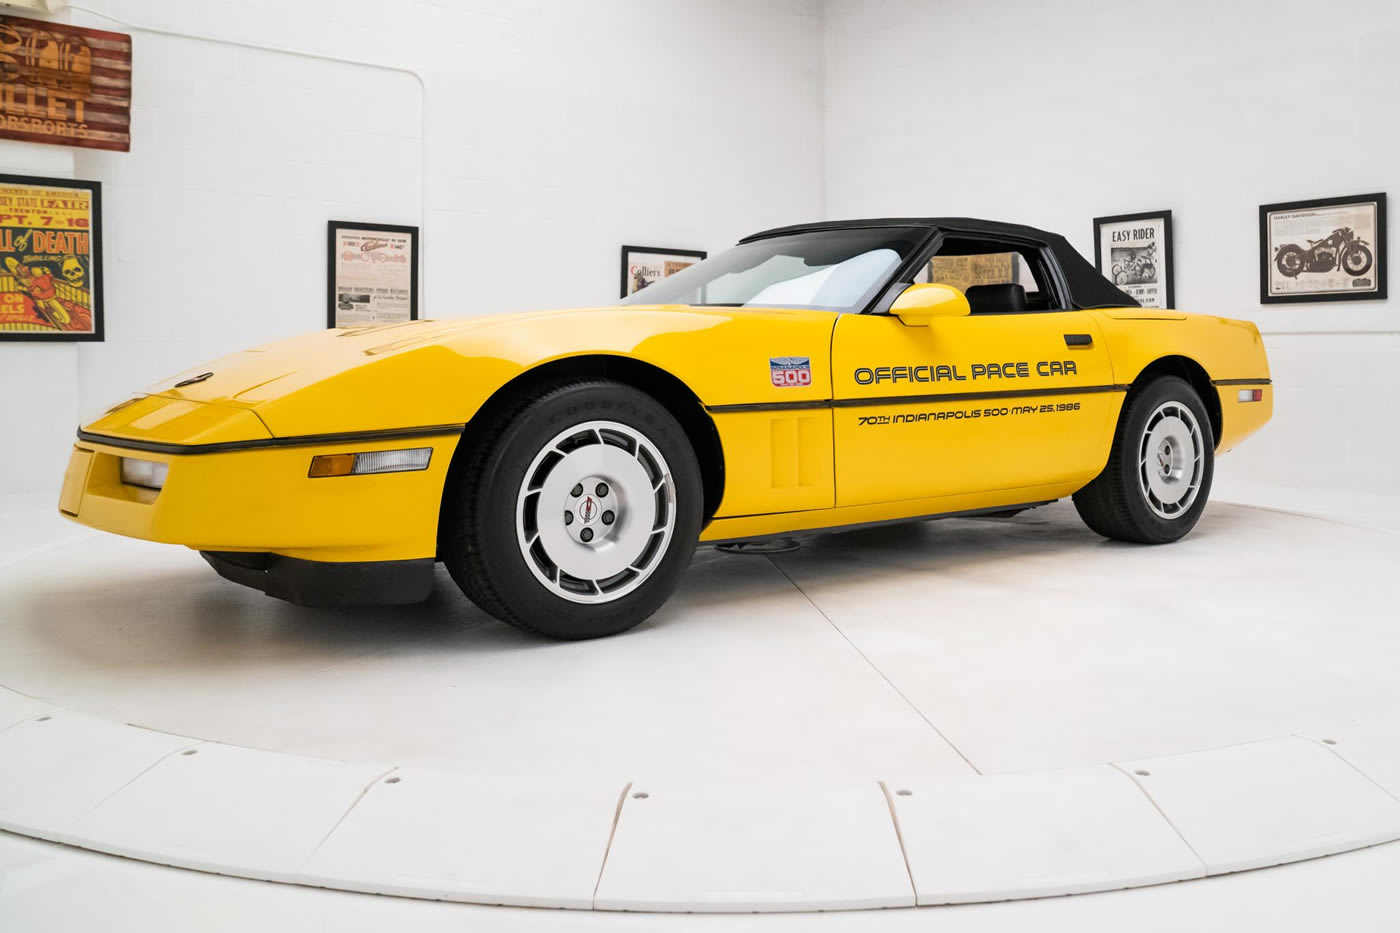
2 497 1398 911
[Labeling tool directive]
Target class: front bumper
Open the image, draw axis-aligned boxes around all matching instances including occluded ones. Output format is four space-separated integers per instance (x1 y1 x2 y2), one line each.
59 428 461 566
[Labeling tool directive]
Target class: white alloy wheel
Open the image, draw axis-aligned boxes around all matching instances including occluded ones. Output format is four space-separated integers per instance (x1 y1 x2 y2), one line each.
515 420 677 604
1137 401 1205 519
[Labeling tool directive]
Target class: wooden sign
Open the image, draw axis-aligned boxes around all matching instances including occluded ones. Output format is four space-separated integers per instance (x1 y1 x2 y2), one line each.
0 14 131 152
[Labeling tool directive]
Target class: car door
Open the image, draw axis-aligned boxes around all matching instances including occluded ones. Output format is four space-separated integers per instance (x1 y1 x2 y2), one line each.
830 305 1120 509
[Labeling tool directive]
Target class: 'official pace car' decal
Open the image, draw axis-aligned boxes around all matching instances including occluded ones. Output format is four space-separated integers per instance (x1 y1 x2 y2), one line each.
770 356 812 387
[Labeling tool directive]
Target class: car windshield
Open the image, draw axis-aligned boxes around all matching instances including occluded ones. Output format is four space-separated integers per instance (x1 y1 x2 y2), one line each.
620 227 928 313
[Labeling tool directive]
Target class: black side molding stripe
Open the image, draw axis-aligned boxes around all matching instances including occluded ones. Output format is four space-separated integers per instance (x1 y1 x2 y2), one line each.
1211 378 1273 387
832 383 1130 409
75 423 466 456
706 383 1129 414
704 399 834 414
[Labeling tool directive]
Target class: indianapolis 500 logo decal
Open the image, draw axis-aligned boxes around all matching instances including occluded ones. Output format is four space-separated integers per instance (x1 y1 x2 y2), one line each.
770 356 812 388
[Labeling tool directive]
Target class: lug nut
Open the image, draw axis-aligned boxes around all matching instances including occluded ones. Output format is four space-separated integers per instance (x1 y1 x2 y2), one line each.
564 511 573 525
570 483 583 497
596 482 609 497
602 510 615 525
580 528 594 542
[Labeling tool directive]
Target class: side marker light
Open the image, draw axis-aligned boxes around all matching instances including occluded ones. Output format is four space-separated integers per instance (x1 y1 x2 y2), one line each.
309 447 432 478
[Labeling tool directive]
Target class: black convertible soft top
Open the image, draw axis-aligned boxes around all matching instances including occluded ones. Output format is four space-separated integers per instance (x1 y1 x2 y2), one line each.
740 217 1140 310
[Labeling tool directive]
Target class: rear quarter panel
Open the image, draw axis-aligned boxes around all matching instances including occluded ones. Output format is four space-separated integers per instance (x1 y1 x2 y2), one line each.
1089 310 1273 453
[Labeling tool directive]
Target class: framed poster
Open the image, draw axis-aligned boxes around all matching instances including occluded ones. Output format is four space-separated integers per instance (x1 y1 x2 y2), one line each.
0 173 103 342
1259 193 1386 304
928 252 1020 291
0 14 133 152
620 245 706 298
1093 210 1175 309
327 221 419 327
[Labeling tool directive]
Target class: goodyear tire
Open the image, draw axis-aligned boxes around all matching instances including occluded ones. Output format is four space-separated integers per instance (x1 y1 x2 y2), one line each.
442 380 702 639
1073 376 1214 545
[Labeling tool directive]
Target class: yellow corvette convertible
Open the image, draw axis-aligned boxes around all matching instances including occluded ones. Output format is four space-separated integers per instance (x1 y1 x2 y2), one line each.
60 219 1272 639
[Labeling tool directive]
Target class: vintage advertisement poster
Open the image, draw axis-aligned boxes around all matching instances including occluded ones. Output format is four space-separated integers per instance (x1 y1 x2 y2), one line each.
1094 211 1174 309
327 221 419 327
0 14 132 152
1261 194 1386 303
0 174 101 341
620 245 706 298
928 252 1017 292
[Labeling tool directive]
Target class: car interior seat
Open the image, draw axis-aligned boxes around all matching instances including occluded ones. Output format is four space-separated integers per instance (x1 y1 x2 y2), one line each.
964 283 1028 314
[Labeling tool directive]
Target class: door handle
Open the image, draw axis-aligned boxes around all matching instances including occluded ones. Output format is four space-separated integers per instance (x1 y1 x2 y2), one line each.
1064 334 1093 348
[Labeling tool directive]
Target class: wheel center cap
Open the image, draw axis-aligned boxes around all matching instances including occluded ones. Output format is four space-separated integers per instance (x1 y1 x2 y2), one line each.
579 495 600 526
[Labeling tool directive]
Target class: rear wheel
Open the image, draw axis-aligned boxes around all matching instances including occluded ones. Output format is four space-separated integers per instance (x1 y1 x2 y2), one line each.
1073 376 1214 544
1275 245 1305 278
442 380 702 639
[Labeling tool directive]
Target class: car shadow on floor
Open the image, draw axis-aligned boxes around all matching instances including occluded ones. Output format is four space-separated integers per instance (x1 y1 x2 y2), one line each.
4 502 1252 676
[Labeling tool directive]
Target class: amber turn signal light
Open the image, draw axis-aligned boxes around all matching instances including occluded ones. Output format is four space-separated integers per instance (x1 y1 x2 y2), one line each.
308 453 358 478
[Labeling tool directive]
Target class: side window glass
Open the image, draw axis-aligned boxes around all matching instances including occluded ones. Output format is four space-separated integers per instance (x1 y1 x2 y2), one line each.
916 251 1042 294
911 238 1062 312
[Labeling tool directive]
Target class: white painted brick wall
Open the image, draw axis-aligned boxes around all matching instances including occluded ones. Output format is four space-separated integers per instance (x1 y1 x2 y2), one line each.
823 0 1399 500
1 0 824 496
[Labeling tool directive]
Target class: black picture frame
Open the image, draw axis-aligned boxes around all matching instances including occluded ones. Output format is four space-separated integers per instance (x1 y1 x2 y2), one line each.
327 220 420 327
620 244 707 299
1092 209 1175 310
0 172 104 342
1258 193 1386 304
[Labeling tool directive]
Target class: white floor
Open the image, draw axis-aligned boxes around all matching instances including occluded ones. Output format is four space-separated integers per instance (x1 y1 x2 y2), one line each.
2 483 1399 925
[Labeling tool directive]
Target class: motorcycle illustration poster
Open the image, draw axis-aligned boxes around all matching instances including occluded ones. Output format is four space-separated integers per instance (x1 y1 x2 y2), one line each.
1260 194 1386 303
0 173 102 341
327 221 418 327
1093 211 1174 309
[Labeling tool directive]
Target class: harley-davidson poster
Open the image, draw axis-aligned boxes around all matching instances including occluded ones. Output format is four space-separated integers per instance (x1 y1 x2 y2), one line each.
0 173 102 341
1260 194 1387 303
327 221 419 327
1093 211 1174 309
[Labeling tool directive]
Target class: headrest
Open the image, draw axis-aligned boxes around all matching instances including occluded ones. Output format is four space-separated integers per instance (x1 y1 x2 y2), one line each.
964 283 1027 314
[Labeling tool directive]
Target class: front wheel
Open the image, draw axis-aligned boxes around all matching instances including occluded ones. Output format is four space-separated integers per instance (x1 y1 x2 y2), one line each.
441 380 702 639
1342 243 1374 277
1073 376 1214 544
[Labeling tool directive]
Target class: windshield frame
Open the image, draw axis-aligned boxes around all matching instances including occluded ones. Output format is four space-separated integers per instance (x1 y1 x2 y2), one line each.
619 224 937 315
